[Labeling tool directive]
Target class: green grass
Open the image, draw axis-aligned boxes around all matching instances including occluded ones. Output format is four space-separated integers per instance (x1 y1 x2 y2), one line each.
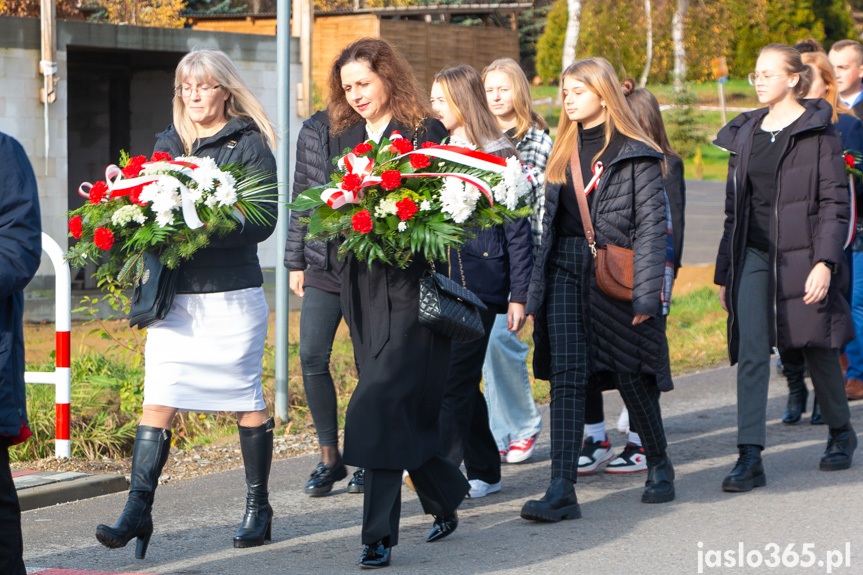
666 286 728 375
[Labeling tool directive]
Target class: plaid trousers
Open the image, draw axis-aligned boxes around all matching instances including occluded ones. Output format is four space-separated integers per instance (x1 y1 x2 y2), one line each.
546 237 667 481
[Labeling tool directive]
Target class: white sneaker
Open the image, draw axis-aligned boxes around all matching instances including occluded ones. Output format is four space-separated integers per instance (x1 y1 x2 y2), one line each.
617 406 630 434
467 479 501 498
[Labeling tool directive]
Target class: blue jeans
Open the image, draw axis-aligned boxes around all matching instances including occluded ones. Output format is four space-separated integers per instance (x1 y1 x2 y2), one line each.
845 250 863 380
481 313 543 451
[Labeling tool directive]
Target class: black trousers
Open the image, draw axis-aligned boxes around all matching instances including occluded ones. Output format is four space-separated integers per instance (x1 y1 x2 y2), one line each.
439 304 504 485
0 438 26 575
547 237 668 481
362 456 469 546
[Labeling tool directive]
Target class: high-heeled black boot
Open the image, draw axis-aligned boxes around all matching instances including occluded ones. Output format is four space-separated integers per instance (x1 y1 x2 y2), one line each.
721 444 766 492
642 453 675 503
233 417 275 548
782 372 808 424
95 426 172 559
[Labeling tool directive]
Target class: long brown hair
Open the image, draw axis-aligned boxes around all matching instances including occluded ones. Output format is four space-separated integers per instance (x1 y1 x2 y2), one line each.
327 38 432 135
482 57 547 140
624 83 681 169
434 64 515 154
546 58 660 184
802 50 851 124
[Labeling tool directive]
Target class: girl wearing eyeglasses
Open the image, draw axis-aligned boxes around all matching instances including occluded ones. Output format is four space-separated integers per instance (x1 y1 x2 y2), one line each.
715 43 857 494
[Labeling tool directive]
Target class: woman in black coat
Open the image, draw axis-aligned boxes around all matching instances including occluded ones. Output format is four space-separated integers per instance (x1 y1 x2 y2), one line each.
524 58 675 523
714 44 857 493
326 38 469 569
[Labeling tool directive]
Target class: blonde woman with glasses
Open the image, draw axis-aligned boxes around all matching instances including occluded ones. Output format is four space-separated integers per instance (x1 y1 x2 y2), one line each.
95 48 279 557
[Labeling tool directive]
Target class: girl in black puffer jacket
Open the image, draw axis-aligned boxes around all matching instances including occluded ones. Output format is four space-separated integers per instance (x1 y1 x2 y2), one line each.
524 58 674 521
714 44 857 492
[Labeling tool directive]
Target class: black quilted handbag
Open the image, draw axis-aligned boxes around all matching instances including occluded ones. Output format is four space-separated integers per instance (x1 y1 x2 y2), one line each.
128 252 181 330
418 256 487 343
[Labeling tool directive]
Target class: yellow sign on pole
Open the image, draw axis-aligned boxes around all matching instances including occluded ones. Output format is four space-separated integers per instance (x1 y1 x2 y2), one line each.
711 57 729 81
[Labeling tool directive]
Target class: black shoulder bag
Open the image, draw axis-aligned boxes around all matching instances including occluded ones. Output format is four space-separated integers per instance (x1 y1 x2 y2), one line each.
418 251 488 343
128 252 181 330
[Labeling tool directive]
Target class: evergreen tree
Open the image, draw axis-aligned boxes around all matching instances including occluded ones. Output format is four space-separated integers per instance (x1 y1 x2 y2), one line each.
536 0 568 83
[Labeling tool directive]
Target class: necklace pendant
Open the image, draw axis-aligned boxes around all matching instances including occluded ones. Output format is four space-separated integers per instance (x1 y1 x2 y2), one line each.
771 134 776 143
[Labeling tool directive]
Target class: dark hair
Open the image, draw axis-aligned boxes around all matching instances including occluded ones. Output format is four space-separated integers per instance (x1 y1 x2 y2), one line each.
760 43 813 98
327 38 432 135
793 38 825 54
626 88 681 171
621 78 636 97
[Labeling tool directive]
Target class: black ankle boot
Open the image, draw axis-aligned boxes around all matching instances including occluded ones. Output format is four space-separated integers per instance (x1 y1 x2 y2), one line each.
234 418 275 548
782 375 808 424
520 477 581 522
722 444 766 492
96 426 172 559
820 424 858 471
359 538 391 568
642 453 675 503
810 397 824 425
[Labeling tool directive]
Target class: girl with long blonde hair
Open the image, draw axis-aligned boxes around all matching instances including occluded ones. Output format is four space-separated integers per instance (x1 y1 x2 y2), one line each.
479 58 552 466
524 57 675 521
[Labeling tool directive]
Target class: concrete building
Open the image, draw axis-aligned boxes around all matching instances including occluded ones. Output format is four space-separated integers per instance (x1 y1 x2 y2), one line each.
0 17 301 320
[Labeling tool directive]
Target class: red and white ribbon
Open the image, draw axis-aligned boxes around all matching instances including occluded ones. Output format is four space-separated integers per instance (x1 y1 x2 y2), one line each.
584 162 604 195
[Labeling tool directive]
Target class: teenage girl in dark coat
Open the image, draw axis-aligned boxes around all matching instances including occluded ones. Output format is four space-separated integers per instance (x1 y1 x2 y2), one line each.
525 57 675 522
714 44 857 493
326 38 469 569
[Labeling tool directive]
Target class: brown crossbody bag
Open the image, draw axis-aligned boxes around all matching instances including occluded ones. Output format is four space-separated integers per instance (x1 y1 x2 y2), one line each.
569 146 634 301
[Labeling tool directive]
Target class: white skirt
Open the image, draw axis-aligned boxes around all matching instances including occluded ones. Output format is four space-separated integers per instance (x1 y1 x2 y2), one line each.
143 287 269 412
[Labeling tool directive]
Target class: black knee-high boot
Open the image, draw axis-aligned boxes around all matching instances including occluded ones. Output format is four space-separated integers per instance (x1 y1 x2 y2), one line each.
234 417 274 548
95 426 172 559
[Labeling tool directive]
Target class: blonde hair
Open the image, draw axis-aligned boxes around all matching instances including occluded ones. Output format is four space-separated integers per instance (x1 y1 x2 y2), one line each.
546 58 660 184
434 64 513 154
482 58 547 140
172 49 277 154
802 50 851 124
759 43 813 99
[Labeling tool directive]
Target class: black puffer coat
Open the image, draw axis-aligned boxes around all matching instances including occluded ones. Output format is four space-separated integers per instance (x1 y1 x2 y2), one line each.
714 99 854 364
527 138 672 391
285 111 331 272
154 117 278 294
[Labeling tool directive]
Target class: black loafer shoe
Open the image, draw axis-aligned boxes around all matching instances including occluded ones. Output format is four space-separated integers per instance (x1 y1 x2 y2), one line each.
426 511 458 543
520 477 581 522
359 540 391 568
304 461 348 497
347 468 365 494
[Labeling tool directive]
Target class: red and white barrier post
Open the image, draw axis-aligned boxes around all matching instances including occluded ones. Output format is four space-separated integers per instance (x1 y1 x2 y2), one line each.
24 233 72 458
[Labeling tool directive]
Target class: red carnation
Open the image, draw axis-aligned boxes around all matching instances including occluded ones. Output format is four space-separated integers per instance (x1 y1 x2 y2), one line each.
122 155 147 178
410 154 431 170
390 138 413 154
93 227 114 250
150 151 171 162
380 170 402 190
128 184 145 205
352 209 374 234
396 198 418 221
421 141 438 149
353 142 373 155
846 153 855 169
341 173 362 192
68 216 83 239
89 181 108 204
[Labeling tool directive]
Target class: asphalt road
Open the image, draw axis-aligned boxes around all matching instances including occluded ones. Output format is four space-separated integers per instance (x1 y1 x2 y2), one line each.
22 365 863 575
681 179 726 268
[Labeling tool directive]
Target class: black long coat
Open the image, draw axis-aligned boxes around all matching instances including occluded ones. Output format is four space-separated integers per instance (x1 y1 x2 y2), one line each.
714 99 854 364
527 138 673 391
336 117 454 470
0 132 41 440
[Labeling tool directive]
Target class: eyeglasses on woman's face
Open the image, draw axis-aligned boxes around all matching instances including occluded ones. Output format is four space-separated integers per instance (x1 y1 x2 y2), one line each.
176 84 223 98
747 72 789 86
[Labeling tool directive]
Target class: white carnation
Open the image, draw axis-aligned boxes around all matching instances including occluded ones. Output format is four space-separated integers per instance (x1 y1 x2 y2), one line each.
398 221 408 232
155 210 175 228
439 177 480 224
494 156 531 210
205 195 219 208
420 200 431 211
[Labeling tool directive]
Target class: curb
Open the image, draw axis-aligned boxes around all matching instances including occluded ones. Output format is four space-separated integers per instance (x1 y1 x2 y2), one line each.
19 474 128 511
